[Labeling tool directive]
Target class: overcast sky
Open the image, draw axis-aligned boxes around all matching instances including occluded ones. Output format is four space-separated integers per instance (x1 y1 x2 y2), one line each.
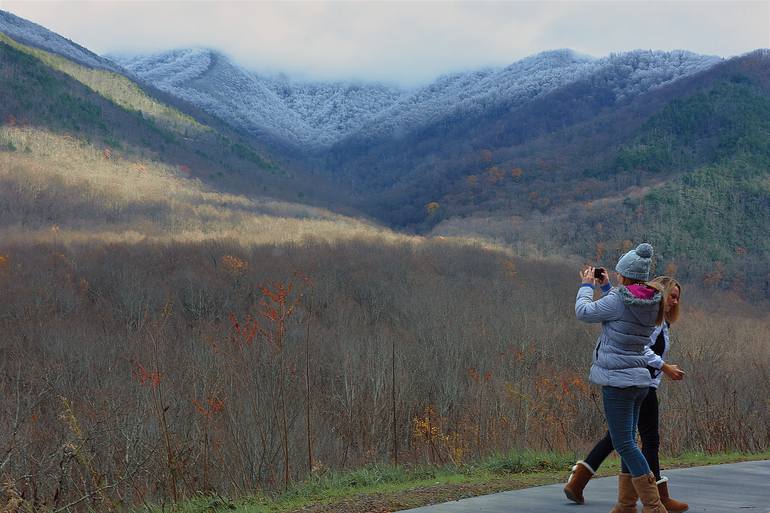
4 1 769 86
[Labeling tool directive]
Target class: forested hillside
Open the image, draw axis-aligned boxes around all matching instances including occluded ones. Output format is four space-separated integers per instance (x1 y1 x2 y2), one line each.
431 53 770 299
0 30 350 210
114 40 770 299
325 52 768 223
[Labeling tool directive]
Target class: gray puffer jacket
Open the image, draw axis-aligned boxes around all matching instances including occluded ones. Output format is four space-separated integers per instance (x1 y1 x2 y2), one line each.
575 284 662 388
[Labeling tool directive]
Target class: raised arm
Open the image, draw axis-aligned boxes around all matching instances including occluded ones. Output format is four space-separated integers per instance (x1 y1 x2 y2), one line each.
576 266 624 323
575 285 624 323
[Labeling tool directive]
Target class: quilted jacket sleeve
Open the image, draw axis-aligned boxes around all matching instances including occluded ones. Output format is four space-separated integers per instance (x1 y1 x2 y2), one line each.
575 285 624 323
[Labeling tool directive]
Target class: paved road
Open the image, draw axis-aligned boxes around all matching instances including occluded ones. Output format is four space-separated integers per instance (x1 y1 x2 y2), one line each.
402 460 770 512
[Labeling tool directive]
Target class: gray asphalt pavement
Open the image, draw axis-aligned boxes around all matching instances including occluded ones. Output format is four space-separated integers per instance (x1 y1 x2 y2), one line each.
401 460 770 513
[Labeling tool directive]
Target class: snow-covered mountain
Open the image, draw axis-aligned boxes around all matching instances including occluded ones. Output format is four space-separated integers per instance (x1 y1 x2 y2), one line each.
114 48 721 151
111 48 406 149
364 49 720 137
0 10 122 72
0 8 722 153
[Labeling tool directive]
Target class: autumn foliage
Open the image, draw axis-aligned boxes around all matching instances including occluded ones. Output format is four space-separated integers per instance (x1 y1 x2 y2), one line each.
0 239 767 511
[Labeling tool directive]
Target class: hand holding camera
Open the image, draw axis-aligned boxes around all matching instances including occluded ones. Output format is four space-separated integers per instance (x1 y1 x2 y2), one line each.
593 267 607 283
581 265 609 286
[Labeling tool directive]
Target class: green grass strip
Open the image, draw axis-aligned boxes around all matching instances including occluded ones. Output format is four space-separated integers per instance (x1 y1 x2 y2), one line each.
155 450 770 513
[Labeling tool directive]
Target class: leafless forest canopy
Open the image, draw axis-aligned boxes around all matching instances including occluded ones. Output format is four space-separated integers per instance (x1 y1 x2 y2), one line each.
1 237 768 509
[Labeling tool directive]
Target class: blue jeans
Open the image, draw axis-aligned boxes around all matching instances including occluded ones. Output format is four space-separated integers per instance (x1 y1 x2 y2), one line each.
585 388 661 479
602 385 651 477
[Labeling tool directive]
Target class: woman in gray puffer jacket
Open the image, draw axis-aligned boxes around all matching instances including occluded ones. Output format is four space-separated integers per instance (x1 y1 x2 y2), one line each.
575 243 669 513
565 276 687 512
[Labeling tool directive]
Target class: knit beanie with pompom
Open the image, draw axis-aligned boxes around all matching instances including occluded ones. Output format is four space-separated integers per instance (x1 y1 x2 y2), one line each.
615 243 654 281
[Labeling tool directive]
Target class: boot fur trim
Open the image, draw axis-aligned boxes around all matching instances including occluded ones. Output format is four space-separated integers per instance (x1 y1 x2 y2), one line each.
576 460 596 475
564 460 594 504
656 476 668 485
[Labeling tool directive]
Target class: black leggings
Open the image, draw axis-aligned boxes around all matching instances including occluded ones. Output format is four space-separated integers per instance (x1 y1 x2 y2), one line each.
584 387 661 479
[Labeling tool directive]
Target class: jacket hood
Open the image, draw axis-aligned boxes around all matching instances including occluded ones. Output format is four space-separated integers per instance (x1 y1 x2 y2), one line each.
626 284 656 299
618 285 662 307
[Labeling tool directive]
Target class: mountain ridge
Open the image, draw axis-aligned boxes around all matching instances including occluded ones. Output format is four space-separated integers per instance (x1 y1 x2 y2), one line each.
113 47 722 151
0 9 123 72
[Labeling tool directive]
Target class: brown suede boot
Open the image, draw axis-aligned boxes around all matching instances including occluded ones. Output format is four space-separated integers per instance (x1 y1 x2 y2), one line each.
563 461 595 504
609 473 639 513
632 472 668 513
657 477 688 513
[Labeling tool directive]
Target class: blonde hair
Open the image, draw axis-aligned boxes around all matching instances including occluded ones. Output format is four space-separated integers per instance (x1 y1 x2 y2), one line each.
649 276 682 324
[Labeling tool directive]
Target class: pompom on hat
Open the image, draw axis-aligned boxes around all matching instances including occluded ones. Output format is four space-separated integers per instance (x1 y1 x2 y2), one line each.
615 242 654 281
